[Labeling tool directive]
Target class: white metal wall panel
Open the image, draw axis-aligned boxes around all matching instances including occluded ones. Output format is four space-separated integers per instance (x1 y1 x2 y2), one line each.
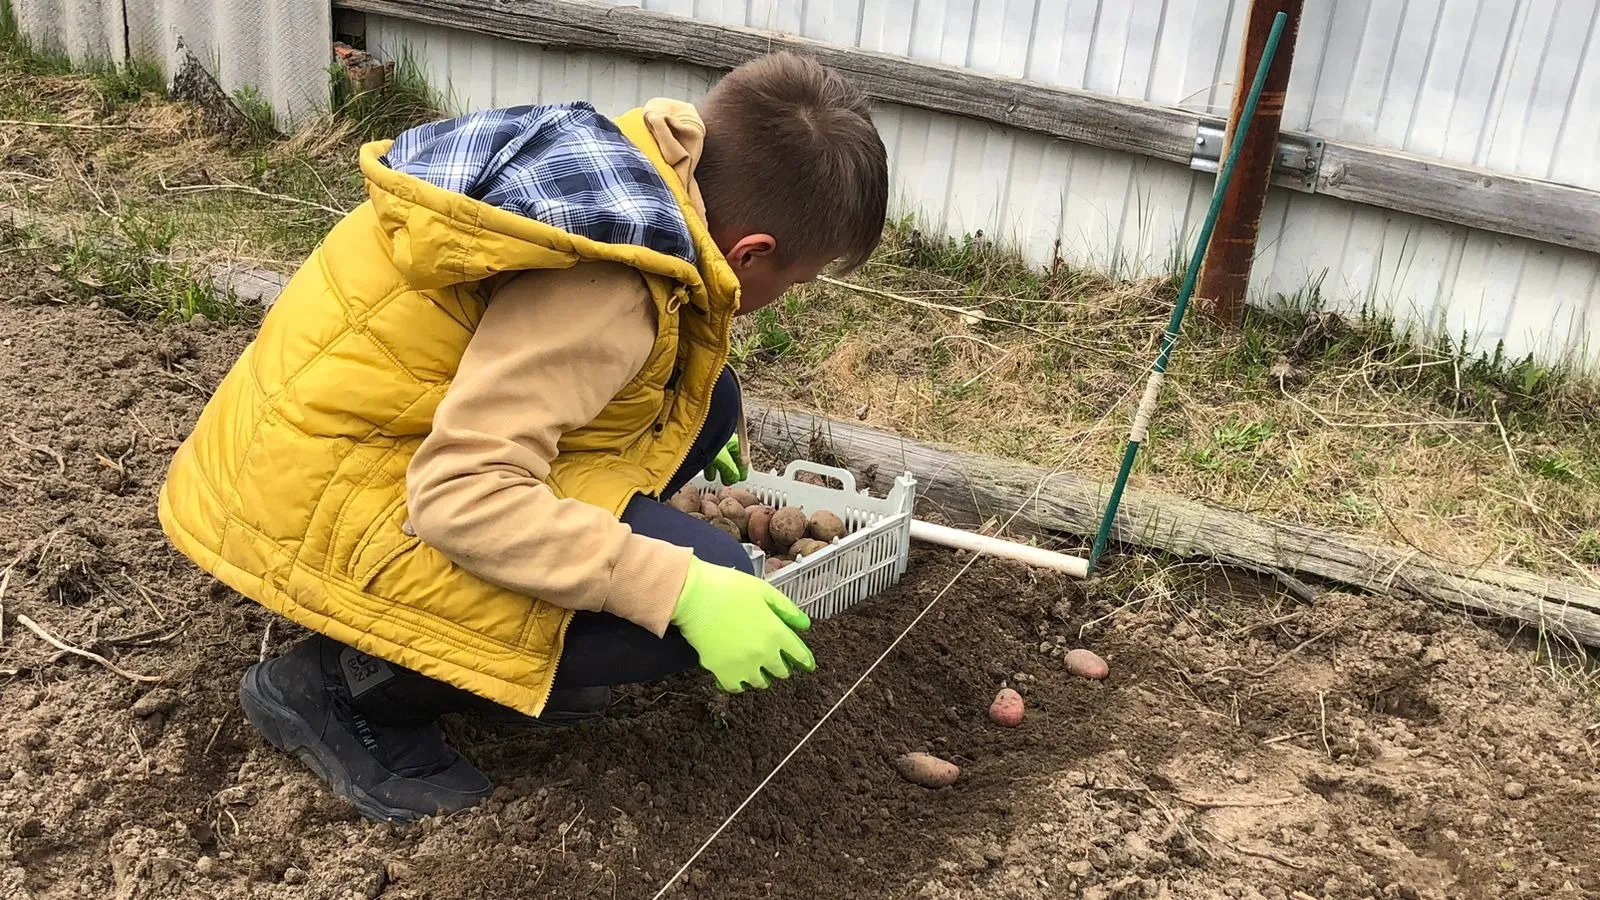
15 0 329 124
369 11 1599 369
124 0 331 125
14 0 126 65
591 0 1599 193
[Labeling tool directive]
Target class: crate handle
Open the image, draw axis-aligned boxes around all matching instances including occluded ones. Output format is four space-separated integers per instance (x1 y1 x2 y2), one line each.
781 460 857 494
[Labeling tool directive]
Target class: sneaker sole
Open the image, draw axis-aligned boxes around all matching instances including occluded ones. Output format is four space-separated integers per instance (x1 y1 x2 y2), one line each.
238 662 421 824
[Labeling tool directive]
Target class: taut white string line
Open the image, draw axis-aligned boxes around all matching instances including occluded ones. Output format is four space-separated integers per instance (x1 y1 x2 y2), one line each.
650 449 1086 900
649 550 987 900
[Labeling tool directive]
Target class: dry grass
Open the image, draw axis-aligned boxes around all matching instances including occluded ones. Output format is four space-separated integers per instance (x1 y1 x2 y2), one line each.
0 25 446 303
740 227 1600 581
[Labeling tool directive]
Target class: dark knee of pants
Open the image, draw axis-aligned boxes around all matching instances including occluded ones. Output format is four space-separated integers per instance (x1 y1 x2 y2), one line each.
621 493 754 576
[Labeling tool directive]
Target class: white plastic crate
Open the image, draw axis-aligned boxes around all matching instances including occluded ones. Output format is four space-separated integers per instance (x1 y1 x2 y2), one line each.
689 461 917 620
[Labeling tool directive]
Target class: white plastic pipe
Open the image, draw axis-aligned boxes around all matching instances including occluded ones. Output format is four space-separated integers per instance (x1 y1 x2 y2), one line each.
909 519 1091 578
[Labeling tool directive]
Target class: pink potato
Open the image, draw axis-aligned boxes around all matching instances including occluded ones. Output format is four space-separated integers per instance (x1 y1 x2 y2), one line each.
765 557 791 575
806 510 847 543
988 688 1024 727
724 487 760 508
894 752 960 789
1064 649 1109 681
768 507 808 555
700 497 723 520
708 517 743 542
718 496 751 533
668 487 701 515
746 506 777 552
789 538 829 559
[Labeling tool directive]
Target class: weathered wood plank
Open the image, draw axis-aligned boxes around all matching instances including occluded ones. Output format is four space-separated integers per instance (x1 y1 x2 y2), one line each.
1318 143 1600 255
336 0 1200 165
342 0 1600 255
746 405 1600 646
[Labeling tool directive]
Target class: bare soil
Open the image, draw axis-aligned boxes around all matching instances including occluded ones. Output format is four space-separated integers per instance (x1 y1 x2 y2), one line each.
3 271 1598 900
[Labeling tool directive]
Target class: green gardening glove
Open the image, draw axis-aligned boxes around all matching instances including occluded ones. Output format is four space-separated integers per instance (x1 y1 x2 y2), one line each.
671 557 815 693
703 434 749 486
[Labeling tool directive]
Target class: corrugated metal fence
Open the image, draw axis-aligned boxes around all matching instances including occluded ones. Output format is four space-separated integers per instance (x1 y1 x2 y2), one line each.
14 0 329 123
13 0 1600 367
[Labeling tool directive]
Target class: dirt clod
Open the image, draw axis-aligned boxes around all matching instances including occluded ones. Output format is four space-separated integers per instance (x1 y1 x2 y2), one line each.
129 688 180 717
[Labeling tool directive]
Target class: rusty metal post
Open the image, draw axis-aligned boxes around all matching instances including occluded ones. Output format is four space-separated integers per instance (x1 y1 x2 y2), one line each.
1197 0 1304 324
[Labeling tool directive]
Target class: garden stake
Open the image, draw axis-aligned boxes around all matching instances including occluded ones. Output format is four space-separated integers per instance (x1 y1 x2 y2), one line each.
1087 11 1290 576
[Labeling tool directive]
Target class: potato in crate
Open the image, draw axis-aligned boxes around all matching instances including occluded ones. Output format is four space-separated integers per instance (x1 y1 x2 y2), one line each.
679 461 916 620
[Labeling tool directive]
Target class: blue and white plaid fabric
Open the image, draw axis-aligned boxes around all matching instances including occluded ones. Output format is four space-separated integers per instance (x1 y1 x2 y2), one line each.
383 102 696 263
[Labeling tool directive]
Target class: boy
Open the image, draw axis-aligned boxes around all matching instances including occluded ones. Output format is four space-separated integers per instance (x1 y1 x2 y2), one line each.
158 52 888 822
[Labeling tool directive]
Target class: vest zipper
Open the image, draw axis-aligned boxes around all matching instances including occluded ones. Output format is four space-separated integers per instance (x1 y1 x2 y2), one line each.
656 315 733 497
535 612 575 717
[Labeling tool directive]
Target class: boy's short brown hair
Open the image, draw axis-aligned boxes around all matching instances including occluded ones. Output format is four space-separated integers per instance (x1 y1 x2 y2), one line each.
696 52 888 273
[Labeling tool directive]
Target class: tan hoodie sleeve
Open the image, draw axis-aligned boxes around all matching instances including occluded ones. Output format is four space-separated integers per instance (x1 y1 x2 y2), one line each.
405 261 693 636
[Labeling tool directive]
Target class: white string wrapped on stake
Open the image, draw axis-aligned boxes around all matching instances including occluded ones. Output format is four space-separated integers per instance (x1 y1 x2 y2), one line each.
1128 371 1166 444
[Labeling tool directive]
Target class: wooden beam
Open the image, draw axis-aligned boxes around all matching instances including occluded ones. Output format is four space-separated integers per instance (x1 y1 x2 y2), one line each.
342 0 1600 255
337 0 1208 167
1316 143 1600 255
745 405 1600 646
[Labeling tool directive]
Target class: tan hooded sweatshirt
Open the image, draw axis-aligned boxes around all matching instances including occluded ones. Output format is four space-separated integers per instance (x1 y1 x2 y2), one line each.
404 99 719 639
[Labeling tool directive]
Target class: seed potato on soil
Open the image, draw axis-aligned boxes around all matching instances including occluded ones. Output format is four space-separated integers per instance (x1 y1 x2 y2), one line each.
2 263 1596 900
988 688 1024 727
1064 648 1109 681
894 752 961 789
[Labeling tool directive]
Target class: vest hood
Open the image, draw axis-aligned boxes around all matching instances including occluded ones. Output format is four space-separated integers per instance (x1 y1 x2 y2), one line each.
356 103 709 293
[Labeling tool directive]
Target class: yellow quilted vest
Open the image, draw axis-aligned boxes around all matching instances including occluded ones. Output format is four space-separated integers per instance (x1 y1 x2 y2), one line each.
158 109 741 716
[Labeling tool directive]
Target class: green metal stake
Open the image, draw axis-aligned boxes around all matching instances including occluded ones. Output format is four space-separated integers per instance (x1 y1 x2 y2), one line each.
1086 11 1290 576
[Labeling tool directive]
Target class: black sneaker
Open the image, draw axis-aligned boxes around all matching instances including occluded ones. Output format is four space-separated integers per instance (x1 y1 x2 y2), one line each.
473 685 612 730
238 635 491 822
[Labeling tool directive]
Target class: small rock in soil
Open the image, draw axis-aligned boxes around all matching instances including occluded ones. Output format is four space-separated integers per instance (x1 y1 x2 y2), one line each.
283 867 308 885
1504 780 1528 799
1230 768 1253 784
1064 648 1110 680
195 856 217 877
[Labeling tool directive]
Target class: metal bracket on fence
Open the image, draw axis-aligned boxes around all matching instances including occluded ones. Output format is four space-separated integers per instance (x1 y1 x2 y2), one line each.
1190 120 1325 193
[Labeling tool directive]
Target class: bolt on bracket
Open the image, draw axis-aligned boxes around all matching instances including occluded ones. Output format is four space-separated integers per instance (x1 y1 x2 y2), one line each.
1190 119 1325 193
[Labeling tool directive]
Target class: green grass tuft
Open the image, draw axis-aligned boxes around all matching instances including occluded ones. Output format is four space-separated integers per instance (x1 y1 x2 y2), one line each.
63 211 251 323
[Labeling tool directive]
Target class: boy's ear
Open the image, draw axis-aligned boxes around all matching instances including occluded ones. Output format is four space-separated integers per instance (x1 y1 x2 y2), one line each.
722 234 778 271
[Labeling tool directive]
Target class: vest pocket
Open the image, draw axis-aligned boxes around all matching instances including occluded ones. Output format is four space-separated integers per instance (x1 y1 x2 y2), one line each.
346 493 419 590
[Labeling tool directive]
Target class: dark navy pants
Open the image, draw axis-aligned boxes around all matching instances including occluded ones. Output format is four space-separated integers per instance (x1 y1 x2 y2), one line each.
341 367 748 720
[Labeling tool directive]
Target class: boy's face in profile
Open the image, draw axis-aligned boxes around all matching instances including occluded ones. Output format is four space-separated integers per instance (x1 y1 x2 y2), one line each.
719 232 831 315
